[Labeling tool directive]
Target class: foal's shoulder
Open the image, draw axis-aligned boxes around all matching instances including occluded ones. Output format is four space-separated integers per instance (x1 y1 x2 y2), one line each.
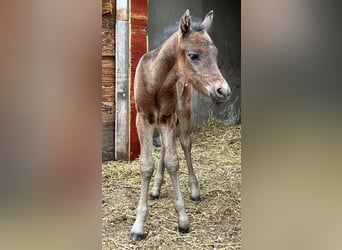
138 48 159 73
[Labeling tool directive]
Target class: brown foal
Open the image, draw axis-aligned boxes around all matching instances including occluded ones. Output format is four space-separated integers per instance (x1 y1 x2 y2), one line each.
131 9 231 241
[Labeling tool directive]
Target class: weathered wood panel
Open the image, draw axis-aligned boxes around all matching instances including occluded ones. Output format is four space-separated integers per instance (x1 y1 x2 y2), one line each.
102 0 147 161
102 0 115 161
130 0 148 160
102 102 114 160
102 0 113 15
102 29 115 56
102 55 115 160
102 57 115 102
102 15 115 30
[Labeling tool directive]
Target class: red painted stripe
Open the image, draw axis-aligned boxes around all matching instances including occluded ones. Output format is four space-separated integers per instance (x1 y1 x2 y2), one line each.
130 0 148 160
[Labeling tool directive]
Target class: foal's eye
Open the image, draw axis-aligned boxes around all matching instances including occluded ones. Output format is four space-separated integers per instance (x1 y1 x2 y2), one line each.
188 52 199 61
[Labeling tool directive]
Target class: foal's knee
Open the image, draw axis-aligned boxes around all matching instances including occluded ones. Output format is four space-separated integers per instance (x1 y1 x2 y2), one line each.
140 159 154 178
164 154 179 174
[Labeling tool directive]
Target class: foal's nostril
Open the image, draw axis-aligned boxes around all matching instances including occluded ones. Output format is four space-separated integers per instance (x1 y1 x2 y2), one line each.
215 87 228 98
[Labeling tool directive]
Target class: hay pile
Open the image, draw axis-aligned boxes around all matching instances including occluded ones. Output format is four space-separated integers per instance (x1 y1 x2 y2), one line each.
102 117 241 249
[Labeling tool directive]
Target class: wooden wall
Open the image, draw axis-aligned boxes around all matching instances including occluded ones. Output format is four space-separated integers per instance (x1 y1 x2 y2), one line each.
102 0 115 161
130 0 148 160
102 0 147 161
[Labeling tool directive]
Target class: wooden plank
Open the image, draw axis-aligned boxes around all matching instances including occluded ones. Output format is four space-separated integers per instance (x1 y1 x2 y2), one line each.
131 14 147 33
102 0 115 30
102 87 114 102
131 0 147 17
130 32 146 160
102 29 115 56
102 57 115 103
102 56 115 158
130 0 148 160
117 0 129 20
102 1 115 161
102 0 114 15
115 0 130 160
102 14 115 30
102 56 115 86
102 101 114 160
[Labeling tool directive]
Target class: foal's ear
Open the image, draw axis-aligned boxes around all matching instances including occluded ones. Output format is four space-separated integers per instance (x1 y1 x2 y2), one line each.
200 10 214 31
179 9 192 36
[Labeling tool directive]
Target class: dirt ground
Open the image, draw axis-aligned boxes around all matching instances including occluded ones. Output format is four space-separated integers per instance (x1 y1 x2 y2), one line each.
102 118 241 249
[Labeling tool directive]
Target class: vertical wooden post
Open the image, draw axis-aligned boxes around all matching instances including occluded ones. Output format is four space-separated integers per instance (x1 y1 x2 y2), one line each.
130 0 148 160
115 0 130 160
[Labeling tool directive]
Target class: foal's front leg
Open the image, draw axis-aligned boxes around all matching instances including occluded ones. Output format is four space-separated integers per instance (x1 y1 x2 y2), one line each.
158 116 190 232
176 85 201 201
130 113 155 241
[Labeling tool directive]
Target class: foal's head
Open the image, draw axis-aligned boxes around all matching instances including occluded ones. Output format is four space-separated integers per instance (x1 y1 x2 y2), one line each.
177 10 231 104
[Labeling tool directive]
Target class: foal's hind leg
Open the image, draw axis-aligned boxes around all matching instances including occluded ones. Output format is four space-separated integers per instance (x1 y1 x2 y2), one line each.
150 136 165 199
176 86 201 201
158 116 190 232
130 113 155 241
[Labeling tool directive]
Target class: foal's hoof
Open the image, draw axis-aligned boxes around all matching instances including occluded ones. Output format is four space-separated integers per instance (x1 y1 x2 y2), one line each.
130 232 145 241
178 226 190 234
150 193 160 200
191 195 201 202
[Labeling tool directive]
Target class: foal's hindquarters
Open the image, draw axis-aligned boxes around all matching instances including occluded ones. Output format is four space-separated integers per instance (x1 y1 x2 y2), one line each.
130 111 190 241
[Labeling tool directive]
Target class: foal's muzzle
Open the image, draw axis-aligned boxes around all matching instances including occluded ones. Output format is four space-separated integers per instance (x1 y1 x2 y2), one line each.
211 82 231 104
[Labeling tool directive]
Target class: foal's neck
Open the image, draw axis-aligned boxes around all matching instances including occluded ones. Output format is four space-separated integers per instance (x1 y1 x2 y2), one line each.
152 33 181 87
157 33 179 67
